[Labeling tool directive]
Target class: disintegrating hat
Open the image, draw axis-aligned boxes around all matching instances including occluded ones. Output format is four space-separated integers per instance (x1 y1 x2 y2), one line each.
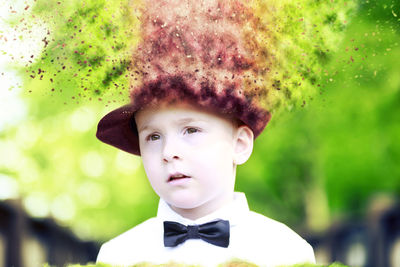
13 0 355 155
97 0 273 155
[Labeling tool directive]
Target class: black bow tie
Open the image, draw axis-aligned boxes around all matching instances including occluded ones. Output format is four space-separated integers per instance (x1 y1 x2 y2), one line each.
163 220 230 248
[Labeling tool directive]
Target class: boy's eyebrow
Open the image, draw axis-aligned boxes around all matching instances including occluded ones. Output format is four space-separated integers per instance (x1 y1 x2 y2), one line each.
175 117 209 126
138 117 205 132
176 117 198 124
137 125 150 133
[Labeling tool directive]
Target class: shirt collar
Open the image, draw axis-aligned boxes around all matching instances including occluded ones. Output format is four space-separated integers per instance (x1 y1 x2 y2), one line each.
156 192 249 226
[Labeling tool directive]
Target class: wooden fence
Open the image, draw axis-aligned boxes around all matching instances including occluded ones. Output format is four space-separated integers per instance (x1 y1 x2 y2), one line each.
0 200 99 267
307 201 400 267
1 199 399 267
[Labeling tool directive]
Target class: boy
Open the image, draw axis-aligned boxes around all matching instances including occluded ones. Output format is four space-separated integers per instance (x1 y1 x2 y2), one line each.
96 0 315 266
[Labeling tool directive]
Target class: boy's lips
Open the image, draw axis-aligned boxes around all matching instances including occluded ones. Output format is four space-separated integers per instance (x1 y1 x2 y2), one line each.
167 172 191 183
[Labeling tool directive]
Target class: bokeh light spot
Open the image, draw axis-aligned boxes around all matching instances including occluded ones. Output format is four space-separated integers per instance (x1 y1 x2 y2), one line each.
50 194 76 222
15 121 42 149
77 181 108 207
80 151 105 178
390 236 400 267
0 140 24 169
345 241 367 267
0 174 19 200
18 158 40 184
23 192 50 218
115 150 141 174
69 107 96 133
0 73 27 132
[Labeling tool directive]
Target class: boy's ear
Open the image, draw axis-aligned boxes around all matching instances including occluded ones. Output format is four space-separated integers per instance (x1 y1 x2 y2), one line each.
233 125 254 165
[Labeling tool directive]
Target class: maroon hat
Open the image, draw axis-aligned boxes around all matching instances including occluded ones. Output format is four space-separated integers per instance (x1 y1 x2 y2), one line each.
97 0 272 155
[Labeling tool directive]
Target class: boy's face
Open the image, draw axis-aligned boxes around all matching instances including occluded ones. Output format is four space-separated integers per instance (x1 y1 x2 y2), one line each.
135 102 237 219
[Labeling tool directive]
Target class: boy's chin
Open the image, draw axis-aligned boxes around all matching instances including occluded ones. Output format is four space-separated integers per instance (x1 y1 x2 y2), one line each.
165 195 202 210
163 193 209 211
163 192 229 220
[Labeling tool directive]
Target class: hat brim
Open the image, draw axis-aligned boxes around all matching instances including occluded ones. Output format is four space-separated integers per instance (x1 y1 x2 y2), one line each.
96 100 271 156
96 104 141 155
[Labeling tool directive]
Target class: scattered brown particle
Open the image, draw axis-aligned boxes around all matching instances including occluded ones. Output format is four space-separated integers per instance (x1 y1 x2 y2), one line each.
42 37 49 47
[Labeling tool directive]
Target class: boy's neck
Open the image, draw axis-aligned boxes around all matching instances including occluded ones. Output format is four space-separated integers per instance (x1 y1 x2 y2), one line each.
169 191 235 221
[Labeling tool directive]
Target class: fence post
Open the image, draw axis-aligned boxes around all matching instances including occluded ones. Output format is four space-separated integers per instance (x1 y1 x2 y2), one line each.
1 200 24 267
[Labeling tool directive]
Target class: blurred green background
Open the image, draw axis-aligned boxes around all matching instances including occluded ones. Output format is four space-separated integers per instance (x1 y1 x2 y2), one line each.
0 0 399 245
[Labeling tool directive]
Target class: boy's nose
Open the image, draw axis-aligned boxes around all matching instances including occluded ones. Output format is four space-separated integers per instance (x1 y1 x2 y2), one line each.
163 155 180 163
162 136 181 163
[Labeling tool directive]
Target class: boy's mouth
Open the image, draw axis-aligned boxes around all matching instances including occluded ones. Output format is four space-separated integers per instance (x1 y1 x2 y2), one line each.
168 173 190 182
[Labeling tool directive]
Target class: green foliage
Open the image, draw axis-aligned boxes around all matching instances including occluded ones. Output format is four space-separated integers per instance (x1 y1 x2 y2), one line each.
237 0 400 230
249 0 356 112
20 0 140 103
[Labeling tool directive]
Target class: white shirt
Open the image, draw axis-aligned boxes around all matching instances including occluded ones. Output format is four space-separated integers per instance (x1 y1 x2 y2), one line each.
97 192 315 266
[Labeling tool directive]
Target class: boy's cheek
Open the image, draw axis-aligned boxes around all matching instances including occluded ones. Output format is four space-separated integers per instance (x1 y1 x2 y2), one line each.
206 141 235 157
141 143 163 157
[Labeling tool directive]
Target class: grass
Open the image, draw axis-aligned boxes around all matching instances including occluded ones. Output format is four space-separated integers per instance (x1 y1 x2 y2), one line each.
52 261 349 267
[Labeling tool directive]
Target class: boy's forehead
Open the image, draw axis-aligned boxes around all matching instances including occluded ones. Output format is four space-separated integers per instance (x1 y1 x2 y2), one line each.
138 101 208 117
135 101 235 127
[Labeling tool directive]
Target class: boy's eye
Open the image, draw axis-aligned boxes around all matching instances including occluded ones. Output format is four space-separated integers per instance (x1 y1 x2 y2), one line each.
147 134 160 141
185 127 199 134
